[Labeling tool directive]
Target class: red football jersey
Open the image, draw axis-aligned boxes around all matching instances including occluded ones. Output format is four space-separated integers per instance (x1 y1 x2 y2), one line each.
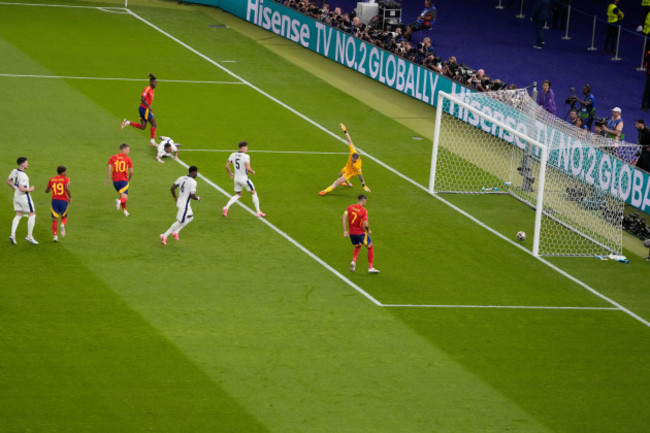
108 154 133 182
47 175 70 202
346 204 368 235
139 85 155 109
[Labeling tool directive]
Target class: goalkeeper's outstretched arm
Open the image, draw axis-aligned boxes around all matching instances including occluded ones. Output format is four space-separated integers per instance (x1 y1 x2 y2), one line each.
340 123 353 146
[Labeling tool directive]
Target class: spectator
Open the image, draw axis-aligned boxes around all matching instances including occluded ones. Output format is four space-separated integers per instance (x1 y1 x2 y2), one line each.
568 108 579 126
405 0 436 41
603 107 625 142
636 119 650 171
604 0 624 54
537 79 557 115
530 0 550 49
576 84 597 129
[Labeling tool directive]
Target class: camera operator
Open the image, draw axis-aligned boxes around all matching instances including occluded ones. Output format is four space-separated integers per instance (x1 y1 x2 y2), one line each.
594 118 608 137
602 107 625 142
469 69 488 92
423 54 443 73
575 84 596 129
442 56 458 79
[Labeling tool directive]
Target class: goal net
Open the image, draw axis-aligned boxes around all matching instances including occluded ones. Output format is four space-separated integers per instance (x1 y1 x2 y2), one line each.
430 89 625 257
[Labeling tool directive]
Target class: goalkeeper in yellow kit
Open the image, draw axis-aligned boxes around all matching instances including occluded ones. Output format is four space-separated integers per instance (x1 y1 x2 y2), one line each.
319 124 371 196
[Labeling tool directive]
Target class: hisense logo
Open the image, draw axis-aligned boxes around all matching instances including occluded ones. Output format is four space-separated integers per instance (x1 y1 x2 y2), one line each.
246 0 310 47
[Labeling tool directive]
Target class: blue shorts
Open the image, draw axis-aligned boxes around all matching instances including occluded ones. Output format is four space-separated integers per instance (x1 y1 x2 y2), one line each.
50 199 69 218
350 233 371 246
113 180 129 195
138 106 154 122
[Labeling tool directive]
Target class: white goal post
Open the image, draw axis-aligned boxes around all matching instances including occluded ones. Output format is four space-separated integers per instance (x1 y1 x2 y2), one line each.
430 90 624 257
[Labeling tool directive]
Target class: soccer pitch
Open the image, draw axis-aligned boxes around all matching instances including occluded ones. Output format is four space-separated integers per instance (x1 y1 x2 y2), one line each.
1 1 649 431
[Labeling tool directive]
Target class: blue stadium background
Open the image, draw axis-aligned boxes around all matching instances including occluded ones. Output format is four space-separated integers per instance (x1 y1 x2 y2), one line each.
335 0 648 138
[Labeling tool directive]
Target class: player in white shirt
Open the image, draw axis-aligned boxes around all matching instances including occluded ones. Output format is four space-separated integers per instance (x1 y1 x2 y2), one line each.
222 141 266 218
6 157 38 244
156 136 180 163
160 165 200 245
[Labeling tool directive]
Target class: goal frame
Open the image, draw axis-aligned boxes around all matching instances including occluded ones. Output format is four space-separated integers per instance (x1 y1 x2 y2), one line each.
430 91 548 257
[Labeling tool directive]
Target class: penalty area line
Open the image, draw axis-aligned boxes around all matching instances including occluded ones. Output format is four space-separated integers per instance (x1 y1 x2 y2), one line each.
180 149 348 155
380 304 621 310
173 157 383 307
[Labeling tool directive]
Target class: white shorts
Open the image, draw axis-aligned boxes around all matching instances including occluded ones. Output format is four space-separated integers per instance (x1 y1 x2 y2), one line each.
234 176 255 193
14 194 35 213
176 203 193 223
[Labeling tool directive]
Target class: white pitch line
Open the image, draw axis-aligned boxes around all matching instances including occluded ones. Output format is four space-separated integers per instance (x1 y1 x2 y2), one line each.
122 8 649 325
0 73 243 85
180 149 348 155
0 1 120 8
381 304 621 310
172 157 383 307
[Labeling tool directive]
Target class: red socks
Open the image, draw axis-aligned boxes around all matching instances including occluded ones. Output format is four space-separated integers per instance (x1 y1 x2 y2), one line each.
61 217 67 226
150 127 156 140
51 220 58 235
368 246 374 268
352 246 361 262
130 122 143 129
120 197 127 210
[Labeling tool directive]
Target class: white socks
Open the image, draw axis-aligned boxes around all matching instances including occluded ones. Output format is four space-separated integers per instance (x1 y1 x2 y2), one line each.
27 215 35 236
252 193 261 213
11 215 21 236
225 194 240 210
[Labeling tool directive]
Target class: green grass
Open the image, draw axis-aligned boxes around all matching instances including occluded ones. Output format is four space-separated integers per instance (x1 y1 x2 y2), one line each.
1 1 649 432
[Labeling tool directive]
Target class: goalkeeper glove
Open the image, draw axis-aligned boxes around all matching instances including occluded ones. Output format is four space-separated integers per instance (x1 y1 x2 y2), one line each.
340 123 347 134
363 185 371 192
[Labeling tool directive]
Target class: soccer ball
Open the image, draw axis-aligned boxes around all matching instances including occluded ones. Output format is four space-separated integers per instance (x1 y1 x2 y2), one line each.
516 231 526 241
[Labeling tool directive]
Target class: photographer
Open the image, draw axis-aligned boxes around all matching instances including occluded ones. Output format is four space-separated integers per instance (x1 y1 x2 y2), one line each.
575 84 596 129
442 56 458 79
423 54 443 73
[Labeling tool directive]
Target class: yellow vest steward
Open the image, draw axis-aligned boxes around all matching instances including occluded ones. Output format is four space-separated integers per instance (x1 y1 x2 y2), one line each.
607 3 622 23
643 0 650 7
645 11 650 34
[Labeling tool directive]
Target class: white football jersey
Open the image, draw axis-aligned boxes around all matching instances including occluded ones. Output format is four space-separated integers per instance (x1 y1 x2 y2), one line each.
8 169 29 200
174 175 197 206
157 141 178 158
228 151 250 178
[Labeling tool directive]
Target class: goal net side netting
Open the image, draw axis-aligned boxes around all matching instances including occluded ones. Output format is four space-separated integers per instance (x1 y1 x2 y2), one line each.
430 89 625 257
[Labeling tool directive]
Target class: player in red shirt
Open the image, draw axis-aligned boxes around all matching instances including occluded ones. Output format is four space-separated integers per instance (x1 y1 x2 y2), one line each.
45 166 71 242
342 194 379 273
121 73 158 147
104 143 133 217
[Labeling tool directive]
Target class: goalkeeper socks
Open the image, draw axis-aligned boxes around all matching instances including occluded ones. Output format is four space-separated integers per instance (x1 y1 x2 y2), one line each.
52 220 58 235
252 193 261 213
352 246 361 262
325 186 334 193
11 215 21 236
150 127 156 140
367 246 374 268
27 214 35 237
225 194 240 209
